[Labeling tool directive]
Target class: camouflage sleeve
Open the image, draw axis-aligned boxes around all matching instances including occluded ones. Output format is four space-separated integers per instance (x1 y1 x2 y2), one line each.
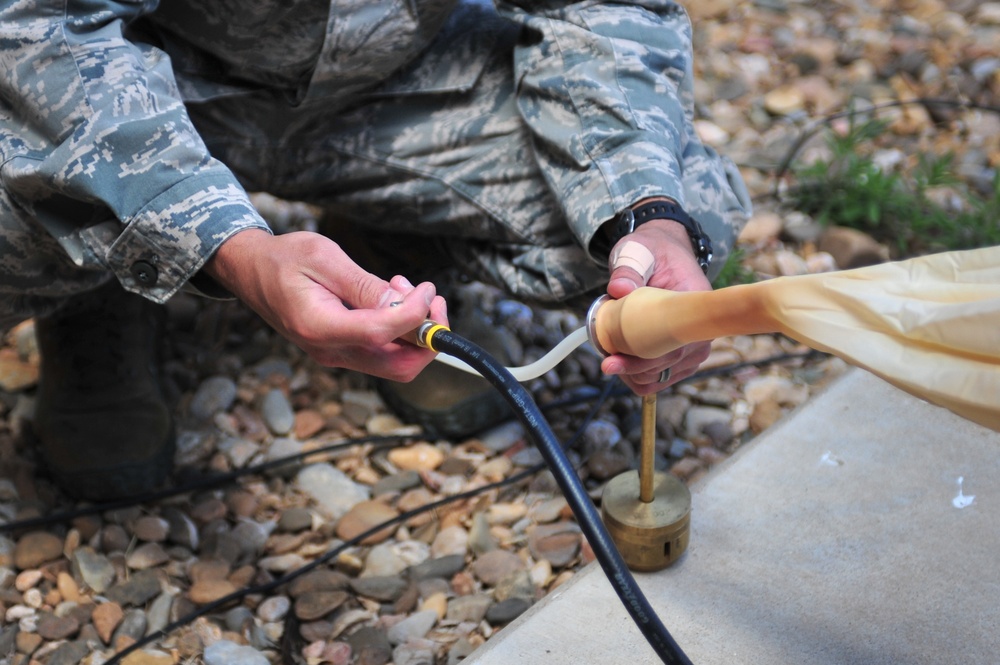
0 0 270 304
495 0 742 268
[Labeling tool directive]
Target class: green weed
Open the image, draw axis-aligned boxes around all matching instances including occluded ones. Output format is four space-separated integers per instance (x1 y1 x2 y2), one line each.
783 116 1000 258
712 246 756 288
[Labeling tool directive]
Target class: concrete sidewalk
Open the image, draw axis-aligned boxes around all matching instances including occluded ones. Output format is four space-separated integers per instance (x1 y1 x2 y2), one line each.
469 368 1000 664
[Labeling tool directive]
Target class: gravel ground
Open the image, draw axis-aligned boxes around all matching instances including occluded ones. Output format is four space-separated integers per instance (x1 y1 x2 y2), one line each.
2 1 998 664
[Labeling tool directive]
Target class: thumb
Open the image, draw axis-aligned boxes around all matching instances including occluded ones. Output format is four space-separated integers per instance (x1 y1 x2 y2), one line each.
608 240 655 298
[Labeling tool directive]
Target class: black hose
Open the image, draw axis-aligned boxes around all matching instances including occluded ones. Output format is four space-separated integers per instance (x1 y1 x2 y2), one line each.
429 328 692 665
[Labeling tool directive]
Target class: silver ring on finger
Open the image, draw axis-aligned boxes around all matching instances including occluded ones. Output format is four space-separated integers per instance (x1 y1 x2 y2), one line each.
659 367 671 383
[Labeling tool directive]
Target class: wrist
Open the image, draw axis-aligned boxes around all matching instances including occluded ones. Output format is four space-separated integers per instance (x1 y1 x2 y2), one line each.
205 228 272 291
622 199 713 273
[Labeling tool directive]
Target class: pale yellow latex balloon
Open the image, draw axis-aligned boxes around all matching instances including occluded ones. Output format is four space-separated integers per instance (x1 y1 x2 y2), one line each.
595 246 1000 432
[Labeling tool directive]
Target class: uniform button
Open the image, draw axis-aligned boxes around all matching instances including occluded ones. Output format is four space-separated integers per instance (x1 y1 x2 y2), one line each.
131 260 158 286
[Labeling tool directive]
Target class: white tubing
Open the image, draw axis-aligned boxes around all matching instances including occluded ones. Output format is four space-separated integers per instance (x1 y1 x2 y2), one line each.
433 326 591 382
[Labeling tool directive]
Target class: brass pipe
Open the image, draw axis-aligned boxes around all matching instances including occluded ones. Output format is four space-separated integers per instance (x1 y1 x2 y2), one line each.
639 394 657 503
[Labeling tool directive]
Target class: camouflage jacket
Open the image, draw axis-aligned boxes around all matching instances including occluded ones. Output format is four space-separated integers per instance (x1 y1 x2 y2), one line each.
1 0 722 304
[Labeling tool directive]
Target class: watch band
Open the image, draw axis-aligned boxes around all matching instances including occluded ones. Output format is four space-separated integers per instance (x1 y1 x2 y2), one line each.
612 200 713 273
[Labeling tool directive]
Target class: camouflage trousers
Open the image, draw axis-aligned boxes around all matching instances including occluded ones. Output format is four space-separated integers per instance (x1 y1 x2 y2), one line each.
0 1 751 333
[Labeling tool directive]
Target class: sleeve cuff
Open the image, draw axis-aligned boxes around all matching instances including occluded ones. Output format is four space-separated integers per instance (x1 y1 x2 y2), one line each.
94 175 272 304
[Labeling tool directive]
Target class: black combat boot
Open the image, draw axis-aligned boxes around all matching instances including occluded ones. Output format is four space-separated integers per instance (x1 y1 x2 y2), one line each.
33 281 175 501
377 294 515 439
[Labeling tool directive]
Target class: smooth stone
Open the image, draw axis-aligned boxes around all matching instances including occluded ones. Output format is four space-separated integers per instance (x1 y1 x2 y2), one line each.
45 640 90 665
189 558 230 582
189 497 228 524
100 523 131 553
15 568 42 591
361 543 411 578
288 569 350 597
471 550 524 586
683 405 733 440
294 590 350 621
277 507 313 533
119 649 174 665
339 389 384 426
420 592 448 620
265 437 305 474
188 578 238 604
346 626 392 665
293 408 326 439
372 471 422 497
387 443 445 472
218 436 260 468
189 376 238 421
528 522 582 568
162 507 200 550
126 542 170 570
92 602 124 644
56 571 80 602
446 594 492 623
509 447 543 467
486 503 528 526
527 497 567 524
386 610 438 645
468 512 497 556
325 642 355 665
296 463 370 521
204 639 270 665
36 612 80 640
327 609 373 641
13 531 63 570
230 519 271 557
349 575 408 602
112 608 148 644
257 595 291 622
261 388 295 435
430 525 468 558
224 606 254 632
587 448 631 481
493 570 536 603
0 535 14 567
406 554 466 581
485 597 531 624
475 456 512 481
146 592 174 636
581 419 622 455
106 569 162 607
132 516 170 542
336 500 399 545
366 413 409 435
393 640 436 665
446 637 477 665
250 357 293 380
478 422 525 452
16 630 42 654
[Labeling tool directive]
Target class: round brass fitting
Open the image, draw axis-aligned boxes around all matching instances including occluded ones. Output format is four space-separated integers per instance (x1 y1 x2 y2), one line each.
601 470 691 572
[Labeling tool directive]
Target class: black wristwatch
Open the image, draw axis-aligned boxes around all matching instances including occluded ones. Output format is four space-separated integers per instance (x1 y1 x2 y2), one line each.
607 200 713 274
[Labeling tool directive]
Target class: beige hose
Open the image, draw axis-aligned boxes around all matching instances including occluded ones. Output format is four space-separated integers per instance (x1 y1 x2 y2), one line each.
594 246 1000 432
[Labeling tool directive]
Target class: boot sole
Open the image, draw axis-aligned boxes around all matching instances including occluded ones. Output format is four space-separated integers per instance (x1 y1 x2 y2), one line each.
44 430 176 502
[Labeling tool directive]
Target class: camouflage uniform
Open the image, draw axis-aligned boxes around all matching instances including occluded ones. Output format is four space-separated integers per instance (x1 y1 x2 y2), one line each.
0 0 751 332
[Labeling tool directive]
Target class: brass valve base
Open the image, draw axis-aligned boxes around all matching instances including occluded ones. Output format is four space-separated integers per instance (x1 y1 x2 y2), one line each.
601 470 691 572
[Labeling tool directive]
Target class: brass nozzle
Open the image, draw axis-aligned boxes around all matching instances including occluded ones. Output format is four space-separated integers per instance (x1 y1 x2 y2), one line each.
399 319 449 350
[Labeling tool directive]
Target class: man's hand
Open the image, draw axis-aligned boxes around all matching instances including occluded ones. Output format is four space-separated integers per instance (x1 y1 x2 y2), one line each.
205 229 448 381
601 212 712 395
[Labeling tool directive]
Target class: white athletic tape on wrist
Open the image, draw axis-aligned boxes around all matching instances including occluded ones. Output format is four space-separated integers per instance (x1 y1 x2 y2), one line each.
611 241 655 284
